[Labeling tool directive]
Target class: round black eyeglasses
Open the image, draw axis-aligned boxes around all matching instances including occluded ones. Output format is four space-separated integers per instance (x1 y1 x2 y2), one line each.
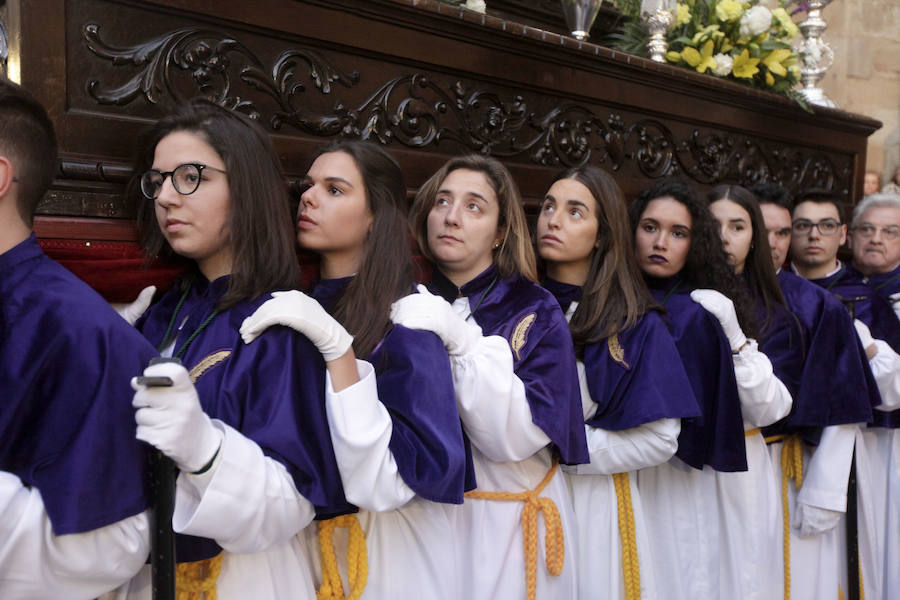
140 163 227 200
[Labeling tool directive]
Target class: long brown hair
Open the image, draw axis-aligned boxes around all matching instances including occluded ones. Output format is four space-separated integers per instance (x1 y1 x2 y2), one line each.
628 179 759 338
409 155 537 282
550 166 656 349
707 184 786 337
130 99 298 309
305 140 414 359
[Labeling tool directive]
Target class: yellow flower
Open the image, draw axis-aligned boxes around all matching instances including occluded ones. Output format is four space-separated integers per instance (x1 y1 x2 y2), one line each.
771 8 800 39
715 0 743 22
676 4 691 27
788 64 801 80
762 48 793 77
721 39 734 53
682 40 717 74
732 49 760 78
692 24 720 45
766 71 775 86
666 50 683 63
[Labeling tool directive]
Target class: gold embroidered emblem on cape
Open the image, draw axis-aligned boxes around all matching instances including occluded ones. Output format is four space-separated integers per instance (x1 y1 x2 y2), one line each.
188 350 232 383
511 313 536 361
607 333 630 369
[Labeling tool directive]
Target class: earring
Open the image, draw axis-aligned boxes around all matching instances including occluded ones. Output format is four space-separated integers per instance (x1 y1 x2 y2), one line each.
493 240 501 249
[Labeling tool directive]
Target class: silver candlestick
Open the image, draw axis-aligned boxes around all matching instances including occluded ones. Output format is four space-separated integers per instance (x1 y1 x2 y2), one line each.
560 0 603 41
641 0 675 63
798 0 837 108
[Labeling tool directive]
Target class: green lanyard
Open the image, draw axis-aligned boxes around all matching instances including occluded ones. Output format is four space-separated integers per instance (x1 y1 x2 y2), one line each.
465 275 499 322
157 282 220 359
660 280 682 306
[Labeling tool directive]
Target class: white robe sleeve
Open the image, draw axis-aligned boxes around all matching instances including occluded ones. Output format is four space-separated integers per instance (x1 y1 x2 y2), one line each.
325 359 416 512
890 293 900 321
867 340 900 412
450 334 551 462
568 419 681 476
797 423 859 512
732 339 793 427
0 471 149 599
565 360 680 475
173 421 315 554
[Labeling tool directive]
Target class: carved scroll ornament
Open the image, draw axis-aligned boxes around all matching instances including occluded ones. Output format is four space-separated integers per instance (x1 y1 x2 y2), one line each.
82 23 846 196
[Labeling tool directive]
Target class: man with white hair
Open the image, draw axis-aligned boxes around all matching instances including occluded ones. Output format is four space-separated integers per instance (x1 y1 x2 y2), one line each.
848 193 900 600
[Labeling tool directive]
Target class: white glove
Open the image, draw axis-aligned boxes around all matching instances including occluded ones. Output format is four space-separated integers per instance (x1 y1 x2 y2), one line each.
132 362 223 473
239 290 353 362
853 318 878 359
389 285 482 356
690 289 748 352
111 285 156 326
793 501 842 537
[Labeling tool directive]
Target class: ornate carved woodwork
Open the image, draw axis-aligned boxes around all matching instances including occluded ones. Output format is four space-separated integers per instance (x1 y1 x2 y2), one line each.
7 0 879 238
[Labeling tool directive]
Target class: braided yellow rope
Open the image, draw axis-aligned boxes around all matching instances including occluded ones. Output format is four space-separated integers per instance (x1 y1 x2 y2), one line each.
316 514 369 600
612 472 641 600
465 457 563 600
175 554 224 600
764 433 804 600
744 428 761 437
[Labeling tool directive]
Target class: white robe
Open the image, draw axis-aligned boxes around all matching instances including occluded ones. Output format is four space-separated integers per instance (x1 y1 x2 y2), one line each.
448 295 578 600
858 336 900 600
301 360 462 600
0 471 149 600
715 339 793 600
565 360 680 600
102 422 319 600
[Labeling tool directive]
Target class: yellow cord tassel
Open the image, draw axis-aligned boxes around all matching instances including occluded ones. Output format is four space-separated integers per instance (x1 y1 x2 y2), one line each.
612 472 641 600
465 457 563 600
764 433 805 600
316 514 369 600
175 554 224 600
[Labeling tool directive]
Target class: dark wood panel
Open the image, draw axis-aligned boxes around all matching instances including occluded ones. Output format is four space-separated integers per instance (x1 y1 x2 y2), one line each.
2 0 881 240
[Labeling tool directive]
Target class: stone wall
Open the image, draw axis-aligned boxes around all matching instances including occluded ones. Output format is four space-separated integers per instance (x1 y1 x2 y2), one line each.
822 0 900 187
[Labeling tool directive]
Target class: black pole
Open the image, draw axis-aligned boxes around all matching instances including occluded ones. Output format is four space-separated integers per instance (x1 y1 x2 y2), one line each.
137 356 181 600
836 295 864 600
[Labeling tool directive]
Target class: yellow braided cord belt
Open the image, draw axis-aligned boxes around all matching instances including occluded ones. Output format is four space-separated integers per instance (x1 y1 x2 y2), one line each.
175 554 224 600
764 433 804 600
464 456 563 600
612 472 640 600
316 514 369 600
744 427 761 437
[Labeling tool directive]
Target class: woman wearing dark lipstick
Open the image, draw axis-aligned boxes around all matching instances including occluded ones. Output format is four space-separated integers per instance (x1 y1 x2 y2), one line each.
536 166 700 599
391 155 588 600
627 179 791 600
240 140 470 600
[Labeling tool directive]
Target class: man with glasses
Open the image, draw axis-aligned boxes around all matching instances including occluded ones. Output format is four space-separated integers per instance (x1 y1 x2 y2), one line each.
847 193 900 600
0 77 157 596
750 185 882 598
789 190 895 598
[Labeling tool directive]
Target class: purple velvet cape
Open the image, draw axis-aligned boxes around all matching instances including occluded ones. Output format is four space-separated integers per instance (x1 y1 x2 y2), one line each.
429 267 589 465
813 263 900 352
543 278 702 432
137 274 353 562
310 277 475 503
0 234 156 535
760 270 878 440
806 266 892 428
645 277 747 472
865 262 900 307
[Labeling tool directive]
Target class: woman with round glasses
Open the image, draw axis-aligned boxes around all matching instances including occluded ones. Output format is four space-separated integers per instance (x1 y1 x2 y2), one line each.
391 155 589 600
238 140 471 600
106 99 359 599
536 166 700 599
627 180 786 600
